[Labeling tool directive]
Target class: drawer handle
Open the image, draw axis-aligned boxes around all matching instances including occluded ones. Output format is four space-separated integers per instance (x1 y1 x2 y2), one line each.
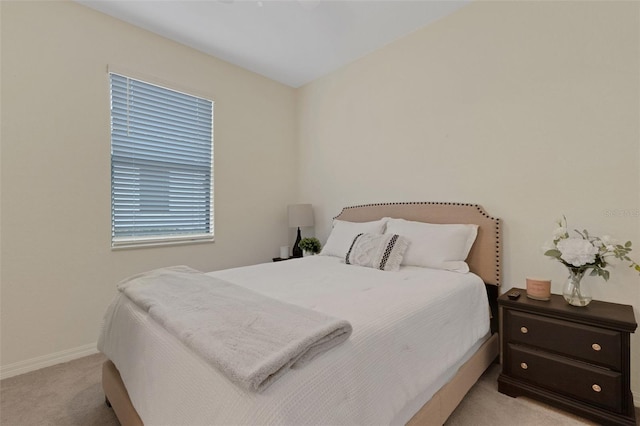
591 343 601 351
592 384 602 393
520 326 528 334
520 362 528 370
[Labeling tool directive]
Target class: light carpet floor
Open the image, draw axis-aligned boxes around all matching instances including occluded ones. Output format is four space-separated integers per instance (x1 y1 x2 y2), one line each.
1 353 637 425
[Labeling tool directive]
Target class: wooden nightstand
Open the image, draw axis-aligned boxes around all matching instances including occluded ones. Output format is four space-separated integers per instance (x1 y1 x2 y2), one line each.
498 289 637 426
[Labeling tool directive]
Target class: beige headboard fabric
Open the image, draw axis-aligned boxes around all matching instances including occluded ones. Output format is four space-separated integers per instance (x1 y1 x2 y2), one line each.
334 202 502 286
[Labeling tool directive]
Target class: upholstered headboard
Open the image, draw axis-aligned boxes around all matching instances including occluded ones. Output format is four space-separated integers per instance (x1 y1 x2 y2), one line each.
334 202 502 286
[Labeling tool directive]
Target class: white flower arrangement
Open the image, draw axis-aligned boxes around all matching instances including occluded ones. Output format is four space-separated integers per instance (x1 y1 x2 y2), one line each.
544 216 640 280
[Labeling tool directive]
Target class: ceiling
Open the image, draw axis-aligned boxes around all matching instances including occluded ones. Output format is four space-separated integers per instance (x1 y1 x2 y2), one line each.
77 0 469 88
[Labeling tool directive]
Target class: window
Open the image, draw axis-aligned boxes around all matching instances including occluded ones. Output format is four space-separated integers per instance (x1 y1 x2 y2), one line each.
110 72 214 248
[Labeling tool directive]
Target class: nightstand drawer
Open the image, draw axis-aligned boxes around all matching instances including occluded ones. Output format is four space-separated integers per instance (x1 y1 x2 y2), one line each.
507 344 622 413
505 310 622 370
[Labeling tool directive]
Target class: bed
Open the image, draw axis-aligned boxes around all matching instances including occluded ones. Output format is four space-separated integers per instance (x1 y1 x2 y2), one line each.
99 202 502 426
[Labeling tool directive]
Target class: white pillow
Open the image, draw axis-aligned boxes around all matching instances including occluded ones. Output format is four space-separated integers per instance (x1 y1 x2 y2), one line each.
345 233 409 271
385 218 478 272
320 219 387 258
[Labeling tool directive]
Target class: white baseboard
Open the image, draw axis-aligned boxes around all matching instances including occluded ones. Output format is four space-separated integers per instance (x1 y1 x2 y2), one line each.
0 342 98 380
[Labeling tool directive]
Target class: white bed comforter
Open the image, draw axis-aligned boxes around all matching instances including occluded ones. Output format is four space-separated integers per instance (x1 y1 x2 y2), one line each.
98 256 490 426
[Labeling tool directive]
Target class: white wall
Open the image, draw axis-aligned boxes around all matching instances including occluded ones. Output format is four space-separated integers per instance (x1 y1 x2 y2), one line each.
297 1 640 398
0 1 297 373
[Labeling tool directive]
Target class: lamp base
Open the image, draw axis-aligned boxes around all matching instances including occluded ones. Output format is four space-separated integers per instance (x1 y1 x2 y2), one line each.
292 227 303 258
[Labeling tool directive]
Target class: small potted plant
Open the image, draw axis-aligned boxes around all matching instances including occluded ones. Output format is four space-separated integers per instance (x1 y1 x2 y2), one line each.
299 237 321 256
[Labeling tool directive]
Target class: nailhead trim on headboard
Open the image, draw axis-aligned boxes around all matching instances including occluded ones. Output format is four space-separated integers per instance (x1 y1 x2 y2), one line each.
334 202 502 287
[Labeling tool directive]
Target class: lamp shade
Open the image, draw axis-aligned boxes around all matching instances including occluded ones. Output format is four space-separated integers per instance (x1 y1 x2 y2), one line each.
288 204 314 228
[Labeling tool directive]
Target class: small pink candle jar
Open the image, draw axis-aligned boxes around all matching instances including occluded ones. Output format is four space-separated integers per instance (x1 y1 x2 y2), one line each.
526 277 551 301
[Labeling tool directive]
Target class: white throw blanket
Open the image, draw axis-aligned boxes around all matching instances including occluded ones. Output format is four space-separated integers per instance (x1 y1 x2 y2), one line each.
116 266 353 392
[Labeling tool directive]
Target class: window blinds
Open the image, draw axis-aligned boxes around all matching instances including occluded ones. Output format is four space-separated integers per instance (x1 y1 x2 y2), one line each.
110 73 214 246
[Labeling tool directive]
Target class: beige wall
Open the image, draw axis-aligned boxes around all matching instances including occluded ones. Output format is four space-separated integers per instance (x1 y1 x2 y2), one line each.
2 0 640 404
0 1 297 371
297 1 640 397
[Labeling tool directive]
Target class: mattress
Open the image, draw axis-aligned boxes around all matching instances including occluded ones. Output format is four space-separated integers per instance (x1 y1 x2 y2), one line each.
98 256 490 425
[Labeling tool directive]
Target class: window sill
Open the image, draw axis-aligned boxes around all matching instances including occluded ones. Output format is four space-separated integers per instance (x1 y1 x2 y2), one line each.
111 234 214 250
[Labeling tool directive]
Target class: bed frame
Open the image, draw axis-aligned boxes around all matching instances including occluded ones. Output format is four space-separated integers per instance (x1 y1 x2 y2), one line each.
102 201 501 426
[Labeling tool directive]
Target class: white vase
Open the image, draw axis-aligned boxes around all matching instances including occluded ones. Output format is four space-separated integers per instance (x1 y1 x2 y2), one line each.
303 250 313 257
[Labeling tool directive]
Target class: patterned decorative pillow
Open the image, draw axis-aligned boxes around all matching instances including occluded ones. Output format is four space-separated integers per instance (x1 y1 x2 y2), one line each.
345 233 409 271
